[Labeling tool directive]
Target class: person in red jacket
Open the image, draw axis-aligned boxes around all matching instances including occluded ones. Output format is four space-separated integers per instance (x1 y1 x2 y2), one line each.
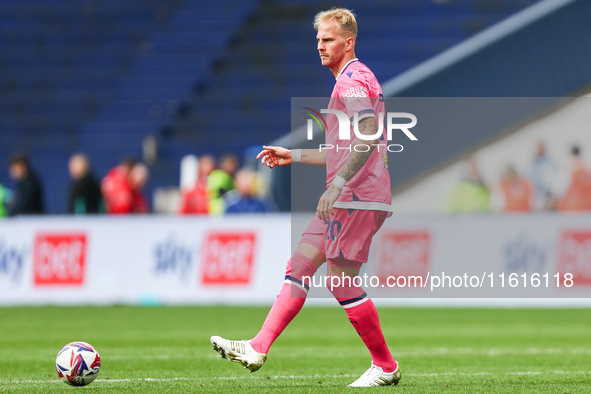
101 158 134 214
129 163 150 213
102 159 150 214
178 154 215 215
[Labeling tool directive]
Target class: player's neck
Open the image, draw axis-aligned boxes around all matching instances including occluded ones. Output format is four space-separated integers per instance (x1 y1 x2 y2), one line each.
331 53 357 77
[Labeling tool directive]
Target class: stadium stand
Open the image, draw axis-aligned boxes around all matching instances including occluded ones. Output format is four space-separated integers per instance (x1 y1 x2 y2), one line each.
164 0 539 153
289 0 591 212
0 0 540 212
381 0 591 208
161 0 539 211
0 0 186 212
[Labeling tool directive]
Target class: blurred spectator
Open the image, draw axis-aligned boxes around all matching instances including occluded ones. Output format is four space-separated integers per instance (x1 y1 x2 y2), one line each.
225 168 268 214
558 146 591 212
446 157 490 213
179 154 215 215
492 165 535 212
102 158 150 214
207 154 239 215
128 163 150 213
529 141 559 210
7 153 44 216
102 158 135 214
0 184 12 218
68 153 103 214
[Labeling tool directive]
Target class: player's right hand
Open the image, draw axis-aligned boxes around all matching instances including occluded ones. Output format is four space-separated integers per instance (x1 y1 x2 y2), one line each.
256 145 292 168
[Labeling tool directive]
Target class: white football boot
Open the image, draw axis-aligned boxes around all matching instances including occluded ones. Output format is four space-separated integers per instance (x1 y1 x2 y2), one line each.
347 362 401 387
210 336 267 372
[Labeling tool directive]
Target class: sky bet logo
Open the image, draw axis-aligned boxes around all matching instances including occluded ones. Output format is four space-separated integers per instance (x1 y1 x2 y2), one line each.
303 108 417 153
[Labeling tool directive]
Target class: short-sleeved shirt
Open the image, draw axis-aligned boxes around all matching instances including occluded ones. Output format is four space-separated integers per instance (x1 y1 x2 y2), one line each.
325 59 392 213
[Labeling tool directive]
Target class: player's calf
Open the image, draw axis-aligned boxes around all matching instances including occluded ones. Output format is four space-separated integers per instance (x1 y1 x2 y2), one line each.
328 272 399 376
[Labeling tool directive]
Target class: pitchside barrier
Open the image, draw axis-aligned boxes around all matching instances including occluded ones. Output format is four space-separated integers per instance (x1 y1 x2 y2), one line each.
1 213 590 306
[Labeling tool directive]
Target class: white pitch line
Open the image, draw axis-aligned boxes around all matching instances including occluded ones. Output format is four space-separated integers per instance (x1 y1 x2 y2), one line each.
2 371 591 385
393 348 591 356
5 348 591 362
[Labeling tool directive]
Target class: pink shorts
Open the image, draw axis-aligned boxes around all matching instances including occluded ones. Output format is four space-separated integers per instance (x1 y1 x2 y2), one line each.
300 209 388 267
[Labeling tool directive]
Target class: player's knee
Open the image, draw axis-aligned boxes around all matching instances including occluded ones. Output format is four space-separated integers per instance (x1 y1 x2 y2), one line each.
285 252 318 291
292 252 317 276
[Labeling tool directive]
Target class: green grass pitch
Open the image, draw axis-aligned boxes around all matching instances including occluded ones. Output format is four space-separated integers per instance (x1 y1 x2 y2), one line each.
0 305 590 393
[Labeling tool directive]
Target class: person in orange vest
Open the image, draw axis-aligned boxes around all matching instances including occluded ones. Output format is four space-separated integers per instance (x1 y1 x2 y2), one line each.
493 165 535 212
558 146 591 212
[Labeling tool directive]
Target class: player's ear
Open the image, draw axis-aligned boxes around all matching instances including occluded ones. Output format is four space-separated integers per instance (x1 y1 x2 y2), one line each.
345 36 355 51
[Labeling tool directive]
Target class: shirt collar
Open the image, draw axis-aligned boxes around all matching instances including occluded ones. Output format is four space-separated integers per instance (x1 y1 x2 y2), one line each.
335 58 359 79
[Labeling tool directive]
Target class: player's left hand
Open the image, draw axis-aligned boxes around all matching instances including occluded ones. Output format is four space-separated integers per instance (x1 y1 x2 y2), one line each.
256 145 291 168
317 184 342 220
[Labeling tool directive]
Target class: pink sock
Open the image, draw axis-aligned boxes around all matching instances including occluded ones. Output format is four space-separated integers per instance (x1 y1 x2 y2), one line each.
250 252 317 354
330 278 397 373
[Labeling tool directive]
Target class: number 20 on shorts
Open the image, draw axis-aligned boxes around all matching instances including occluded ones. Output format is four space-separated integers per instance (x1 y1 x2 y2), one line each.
325 220 342 240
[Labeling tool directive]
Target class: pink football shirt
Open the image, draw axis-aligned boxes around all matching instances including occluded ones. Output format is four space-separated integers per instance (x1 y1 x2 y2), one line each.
325 59 392 212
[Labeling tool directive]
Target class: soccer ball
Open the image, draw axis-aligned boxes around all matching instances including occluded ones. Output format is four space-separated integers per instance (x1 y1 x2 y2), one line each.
55 341 101 386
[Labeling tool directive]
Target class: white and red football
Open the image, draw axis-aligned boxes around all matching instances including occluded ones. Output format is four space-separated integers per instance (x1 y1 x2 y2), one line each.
55 341 101 386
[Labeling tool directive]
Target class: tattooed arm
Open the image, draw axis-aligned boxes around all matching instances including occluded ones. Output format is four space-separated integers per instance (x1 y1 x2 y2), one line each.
316 116 380 220
300 149 327 166
336 117 381 181
256 117 380 220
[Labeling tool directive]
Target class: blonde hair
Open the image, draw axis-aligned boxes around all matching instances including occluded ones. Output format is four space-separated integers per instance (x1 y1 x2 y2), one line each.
313 8 357 39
